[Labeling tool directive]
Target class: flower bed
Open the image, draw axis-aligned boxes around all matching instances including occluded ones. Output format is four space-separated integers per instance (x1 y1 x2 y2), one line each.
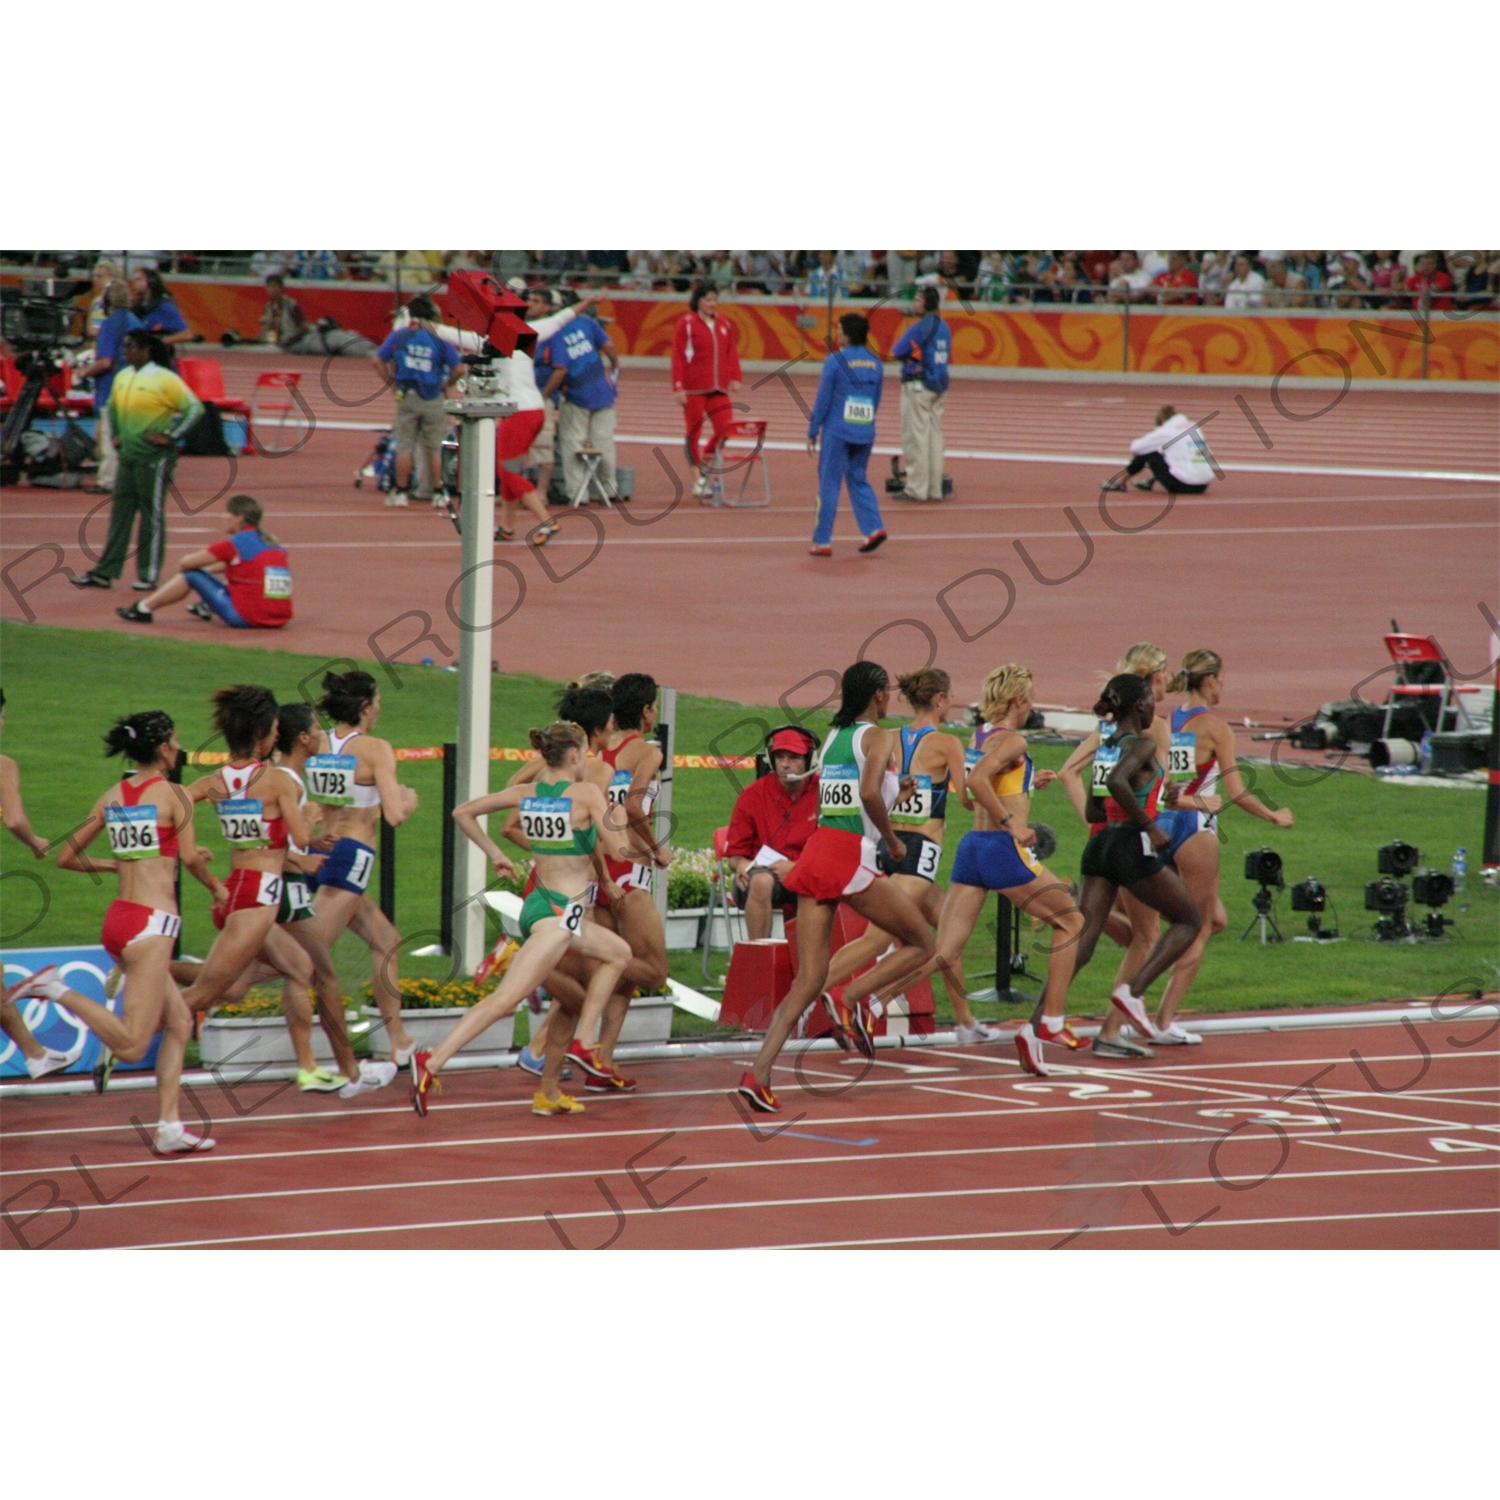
360 976 513 1055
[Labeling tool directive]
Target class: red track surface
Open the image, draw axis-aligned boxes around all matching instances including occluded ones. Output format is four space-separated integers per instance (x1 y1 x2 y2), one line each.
3 358 1496 725
2 1017 1495 1249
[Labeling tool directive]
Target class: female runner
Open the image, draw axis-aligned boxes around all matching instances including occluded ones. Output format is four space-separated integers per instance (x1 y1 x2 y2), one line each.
1057 642 1171 1057
736 662 935 1113
888 665 1086 1077
302 669 419 1065
1149 649 1294 1040
7 711 224 1150
822 667 1003 1043
412 722 633 1116
1068 674 1201 1031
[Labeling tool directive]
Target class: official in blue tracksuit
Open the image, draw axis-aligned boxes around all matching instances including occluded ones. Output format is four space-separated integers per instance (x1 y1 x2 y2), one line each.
890 286 951 500
807 313 887 555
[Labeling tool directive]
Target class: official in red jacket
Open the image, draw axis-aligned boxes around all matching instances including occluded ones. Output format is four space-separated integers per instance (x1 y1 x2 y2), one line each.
671 282 744 498
725 726 820 939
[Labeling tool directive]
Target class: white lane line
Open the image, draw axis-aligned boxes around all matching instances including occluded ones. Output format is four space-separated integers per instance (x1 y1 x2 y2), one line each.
1139 1047 1500 1073
912 1085 1028 1104
765 1206 1500 1251
110 1162 1500 1250
1301 1139 1439 1165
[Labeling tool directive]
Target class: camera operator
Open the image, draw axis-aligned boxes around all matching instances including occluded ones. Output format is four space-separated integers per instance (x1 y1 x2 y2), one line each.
890 286 951 502
76 280 140 495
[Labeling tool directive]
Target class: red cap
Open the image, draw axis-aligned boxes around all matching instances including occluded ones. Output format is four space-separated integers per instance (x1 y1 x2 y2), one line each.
769 729 814 756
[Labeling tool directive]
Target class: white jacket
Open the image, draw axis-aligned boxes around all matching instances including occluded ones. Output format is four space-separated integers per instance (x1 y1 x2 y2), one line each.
1130 411 1216 486
398 306 578 413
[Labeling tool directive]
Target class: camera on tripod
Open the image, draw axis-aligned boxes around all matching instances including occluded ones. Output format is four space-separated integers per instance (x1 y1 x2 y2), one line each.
1 277 89 482
1377 840 1420 878
1289 876 1338 939
1241 847 1285 943
1364 874 1410 941
1411 868 1455 939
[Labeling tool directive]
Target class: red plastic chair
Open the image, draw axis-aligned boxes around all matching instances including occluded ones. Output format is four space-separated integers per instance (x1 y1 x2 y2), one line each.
1381 633 1480 734
706 419 771 507
177 357 252 417
252 370 307 453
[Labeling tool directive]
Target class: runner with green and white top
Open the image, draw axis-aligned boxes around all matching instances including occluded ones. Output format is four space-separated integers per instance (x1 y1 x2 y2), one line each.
412 722 633 1118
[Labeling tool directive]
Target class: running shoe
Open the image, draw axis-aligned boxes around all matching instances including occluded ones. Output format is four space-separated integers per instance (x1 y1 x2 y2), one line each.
132 579 156 591
848 997 877 1060
531 523 560 547
1014 1023 1049 1077
1036 1016 1083 1050
494 525 515 542
1091 1034 1153 1059
155 1121 216 1153
384 491 410 508
692 472 712 499
393 1040 418 1068
857 529 888 554
585 1068 638 1094
532 1091 585 1116
819 990 854 1052
93 1046 117 1094
954 1021 1007 1044
409 1051 438 1117
1100 477 1127 493
473 936 520 990
1110 984 1155 1038
6 964 61 1003
735 1071 781 1113
116 603 153 623
1132 477 1157 492
808 544 832 557
516 1044 573 1080
566 1039 612 1079
341 1059 398 1099
1150 1022 1202 1046
25 1048 71 1080
297 1066 345 1093
186 602 213 621
68 571 112 589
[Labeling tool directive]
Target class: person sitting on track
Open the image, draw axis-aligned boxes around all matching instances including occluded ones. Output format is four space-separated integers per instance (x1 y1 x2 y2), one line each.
735 662 936 1113
117 493 293 629
1102 404 1215 496
725 724 821 941
1069 673 1202 1037
413 722 634 1117
9 710 225 1150
301 669 420 1067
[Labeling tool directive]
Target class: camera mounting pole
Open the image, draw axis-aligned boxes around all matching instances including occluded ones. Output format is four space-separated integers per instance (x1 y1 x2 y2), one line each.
1240 884 1286 944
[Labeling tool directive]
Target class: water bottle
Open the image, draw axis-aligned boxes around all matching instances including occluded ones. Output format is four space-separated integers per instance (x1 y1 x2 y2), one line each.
1419 730 1432 773
1451 847 1467 893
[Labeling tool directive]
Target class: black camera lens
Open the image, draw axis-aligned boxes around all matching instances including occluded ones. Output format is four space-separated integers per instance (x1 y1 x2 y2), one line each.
1365 876 1408 914
1412 870 1454 907
1245 847 1283 886
1377 840 1420 877
1290 878 1327 912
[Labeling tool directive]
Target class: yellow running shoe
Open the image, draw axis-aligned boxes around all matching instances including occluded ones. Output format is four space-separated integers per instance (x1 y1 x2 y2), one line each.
474 937 520 990
297 1067 345 1093
532 1091 585 1116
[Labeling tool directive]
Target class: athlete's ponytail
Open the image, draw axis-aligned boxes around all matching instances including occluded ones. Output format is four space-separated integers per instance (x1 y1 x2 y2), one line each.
1094 673 1152 723
831 661 890 728
1166 649 1223 696
104 710 175 765
896 667 951 710
1119 642 1168 679
529 721 587 767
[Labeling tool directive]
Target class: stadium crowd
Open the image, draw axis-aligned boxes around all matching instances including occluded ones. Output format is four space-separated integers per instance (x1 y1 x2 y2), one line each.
11 250 1499 310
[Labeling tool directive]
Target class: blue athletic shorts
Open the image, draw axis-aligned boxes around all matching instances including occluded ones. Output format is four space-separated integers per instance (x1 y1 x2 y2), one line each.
950 829 1037 891
314 837 375 894
1157 808 1217 865
184 569 249 628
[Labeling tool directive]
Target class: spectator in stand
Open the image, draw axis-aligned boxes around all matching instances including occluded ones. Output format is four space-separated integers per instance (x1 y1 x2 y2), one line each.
490 250 531 284
1262 258 1308 308
624 251 662 289
732 250 788 295
725 726 822 940
891 287 951 503
1154 251 1200 305
940 251 981 294
838 251 879 295
671 282 744 499
131 268 192 355
1224 255 1267 310
87 258 123 337
887 251 920 297
1327 252 1373 309
975 251 1015 302
260 275 307 346
1404 252 1456 310
70 330 202 592
1054 250 1095 303
1107 250 1154 303
585 252 630 282
372 294 461 509
1138 251 1170 281
1197 251 1231 305
250 251 293 280
292 250 344 280
1287 253 1324 300
537 249 583 280
1104 404 1216 496
1450 252 1497 310
806 251 848 299
1368 251 1402 306
78 280 140 495
543 300 620 503
117 493 293 630
1025 252 1058 301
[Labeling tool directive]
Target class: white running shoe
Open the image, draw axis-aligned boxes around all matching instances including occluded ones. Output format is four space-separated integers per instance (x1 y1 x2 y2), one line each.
1110 984 1155 1037
25 1048 72 1079
339 1059 399 1098
692 472 712 499
1014 1023 1049 1077
955 1021 1005 1045
156 1121 216 1153
5 965 65 1003
1152 1022 1202 1046
384 491 410 508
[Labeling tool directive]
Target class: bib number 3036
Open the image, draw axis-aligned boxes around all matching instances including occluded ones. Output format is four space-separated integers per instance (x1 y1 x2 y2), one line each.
106 805 161 860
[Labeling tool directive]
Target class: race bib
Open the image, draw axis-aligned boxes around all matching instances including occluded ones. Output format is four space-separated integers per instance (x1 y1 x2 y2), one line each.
607 770 631 809
218 797 270 848
891 775 933 826
915 838 941 880
521 797 575 853
842 394 875 425
560 897 587 935
305 754 356 806
819 766 860 816
618 862 654 895
1091 745 1120 797
263 567 292 599
964 746 983 774
1141 831 1156 857
1168 733 1197 782
283 876 313 914
106 804 160 860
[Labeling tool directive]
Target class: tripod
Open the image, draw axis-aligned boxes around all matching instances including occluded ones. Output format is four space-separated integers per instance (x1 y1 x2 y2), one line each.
0 350 63 475
967 893 1047 1005
1240 883 1285 944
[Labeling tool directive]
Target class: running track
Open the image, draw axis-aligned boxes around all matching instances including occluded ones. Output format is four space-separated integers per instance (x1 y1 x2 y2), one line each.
3 356 1496 724
2 1016 1495 1249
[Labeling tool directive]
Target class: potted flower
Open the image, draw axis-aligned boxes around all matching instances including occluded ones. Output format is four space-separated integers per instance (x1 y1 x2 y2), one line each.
664 849 714 949
198 985 356 1069
361 974 517 1057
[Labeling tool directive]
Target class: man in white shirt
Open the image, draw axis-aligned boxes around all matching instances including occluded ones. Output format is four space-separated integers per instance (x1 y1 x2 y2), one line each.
1224 255 1267 310
1107 251 1154 303
1102 404 1216 496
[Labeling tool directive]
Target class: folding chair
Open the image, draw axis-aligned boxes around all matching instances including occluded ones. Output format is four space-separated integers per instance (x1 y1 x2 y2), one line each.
1381 633 1483 737
568 444 614 509
701 826 737 985
251 370 307 454
702 419 771 508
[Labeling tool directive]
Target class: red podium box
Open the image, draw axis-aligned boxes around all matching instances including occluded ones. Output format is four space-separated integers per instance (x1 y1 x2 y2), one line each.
719 940 794 1032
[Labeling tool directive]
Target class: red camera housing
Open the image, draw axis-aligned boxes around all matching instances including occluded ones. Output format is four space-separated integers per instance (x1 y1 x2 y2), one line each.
440 271 535 358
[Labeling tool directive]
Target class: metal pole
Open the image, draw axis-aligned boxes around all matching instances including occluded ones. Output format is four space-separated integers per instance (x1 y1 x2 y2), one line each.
1483 665 1500 875
1122 297 1131 373
449 399 503 975
1419 285 1431 380
653 686 677 930
379 820 396 923
440 740 458 954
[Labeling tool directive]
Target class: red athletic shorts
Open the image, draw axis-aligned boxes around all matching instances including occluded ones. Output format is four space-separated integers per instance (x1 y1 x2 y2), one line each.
597 854 655 909
497 409 547 501
101 900 182 961
781 827 880 903
212 868 285 930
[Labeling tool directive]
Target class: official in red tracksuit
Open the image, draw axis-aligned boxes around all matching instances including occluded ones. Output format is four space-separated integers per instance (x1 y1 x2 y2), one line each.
671 281 744 497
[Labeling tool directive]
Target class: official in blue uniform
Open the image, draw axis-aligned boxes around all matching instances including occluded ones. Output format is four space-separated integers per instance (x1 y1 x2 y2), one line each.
807 313 887 555
890 287 951 501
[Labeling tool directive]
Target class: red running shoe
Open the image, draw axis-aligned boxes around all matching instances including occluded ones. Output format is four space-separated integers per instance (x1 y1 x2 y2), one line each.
735 1071 781 1113
820 989 854 1052
1037 1016 1082 1050
410 1050 438 1116
1014 1023 1049 1078
586 1069 638 1094
848 997 877 1061
566 1039 612 1079
857 529 888 554
808 544 832 557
